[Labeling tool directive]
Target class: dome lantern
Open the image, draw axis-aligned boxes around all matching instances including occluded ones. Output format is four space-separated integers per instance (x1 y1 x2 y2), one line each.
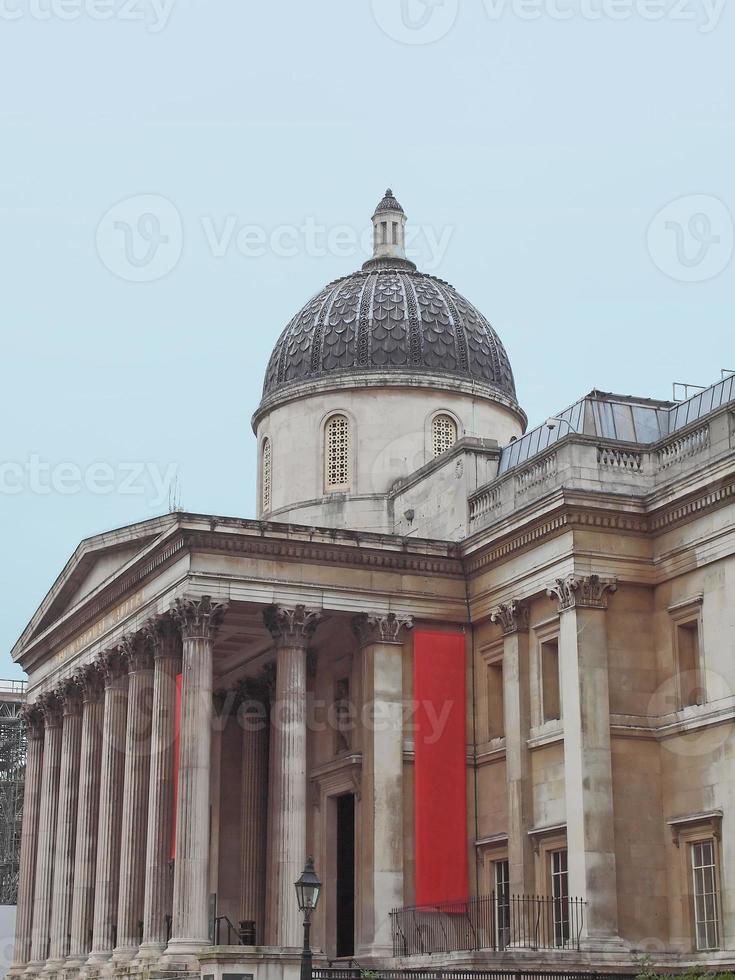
363 188 416 272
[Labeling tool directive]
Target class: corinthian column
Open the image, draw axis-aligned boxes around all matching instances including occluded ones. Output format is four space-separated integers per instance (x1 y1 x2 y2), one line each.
68 664 104 963
263 604 323 948
166 596 227 957
9 707 44 972
48 678 83 966
547 573 623 949
491 600 534 897
140 617 181 958
88 650 128 962
114 634 155 960
29 693 63 967
353 612 412 956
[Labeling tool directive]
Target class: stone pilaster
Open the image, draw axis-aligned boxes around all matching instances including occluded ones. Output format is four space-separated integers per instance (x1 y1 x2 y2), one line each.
263 604 323 948
547 573 623 948
88 650 128 962
140 617 181 957
10 706 44 971
238 675 271 944
48 679 83 965
68 664 104 963
114 634 155 959
353 612 412 956
166 596 227 957
29 693 63 967
490 600 534 896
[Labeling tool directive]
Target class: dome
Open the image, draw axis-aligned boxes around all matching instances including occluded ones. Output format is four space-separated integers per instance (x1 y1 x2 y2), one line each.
257 191 521 419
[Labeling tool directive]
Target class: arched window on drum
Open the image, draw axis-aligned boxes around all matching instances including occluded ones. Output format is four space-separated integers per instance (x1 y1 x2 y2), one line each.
432 413 458 458
324 414 351 492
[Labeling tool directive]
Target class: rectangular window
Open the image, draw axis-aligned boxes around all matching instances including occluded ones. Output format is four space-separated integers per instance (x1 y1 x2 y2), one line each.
541 638 561 723
550 849 569 947
494 859 510 949
691 840 719 950
334 677 351 754
487 661 504 739
676 619 704 708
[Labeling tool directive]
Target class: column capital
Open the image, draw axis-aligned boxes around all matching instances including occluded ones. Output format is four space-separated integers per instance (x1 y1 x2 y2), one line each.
142 614 181 660
263 604 323 649
74 662 105 703
171 595 228 640
96 647 128 687
547 573 618 611
20 704 45 740
118 633 154 673
58 676 84 716
490 599 530 635
37 691 63 729
352 611 414 647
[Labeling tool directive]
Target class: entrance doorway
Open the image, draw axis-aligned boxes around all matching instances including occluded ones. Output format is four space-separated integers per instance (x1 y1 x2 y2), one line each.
335 793 355 957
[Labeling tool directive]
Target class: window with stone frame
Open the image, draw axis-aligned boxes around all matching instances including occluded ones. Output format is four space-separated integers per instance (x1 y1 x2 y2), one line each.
432 413 458 458
540 636 561 723
550 848 570 947
486 658 504 739
670 598 705 709
691 839 720 950
261 437 272 512
324 414 351 492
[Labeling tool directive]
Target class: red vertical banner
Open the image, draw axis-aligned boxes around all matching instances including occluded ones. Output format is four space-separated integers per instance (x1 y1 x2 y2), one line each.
170 671 182 860
413 630 469 906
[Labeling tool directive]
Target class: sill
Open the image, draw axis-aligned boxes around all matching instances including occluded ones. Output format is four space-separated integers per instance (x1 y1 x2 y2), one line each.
528 721 563 748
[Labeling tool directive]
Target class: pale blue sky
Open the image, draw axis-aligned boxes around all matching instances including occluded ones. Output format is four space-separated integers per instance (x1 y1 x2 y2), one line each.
1 0 733 677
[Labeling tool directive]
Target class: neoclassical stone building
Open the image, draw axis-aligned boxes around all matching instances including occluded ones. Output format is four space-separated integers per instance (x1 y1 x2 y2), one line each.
9 190 735 979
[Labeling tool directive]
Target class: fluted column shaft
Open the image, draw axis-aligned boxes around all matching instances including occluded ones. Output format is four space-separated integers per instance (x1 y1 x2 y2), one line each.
167 596 227 956
140 621 181 955
353 612 412 956
240 699 269 943
114 639 154 956
10 709 44 969
69 667 104 960
30 695 63 965
263 604 322 948
48 684 83 963
89 653 128 960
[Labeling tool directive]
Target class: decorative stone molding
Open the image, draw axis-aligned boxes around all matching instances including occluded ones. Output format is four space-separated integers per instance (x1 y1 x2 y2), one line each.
667 810 722 848
490 599 530 634
263 603 323 649
59 676 83 716
37 691 63 728
20 704 44 739
547 574 618 611
352 611 414 647
171 595 229 639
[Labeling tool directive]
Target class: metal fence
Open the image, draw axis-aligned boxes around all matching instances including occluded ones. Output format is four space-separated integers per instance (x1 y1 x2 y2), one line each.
389 894 587 957
315 971 634 980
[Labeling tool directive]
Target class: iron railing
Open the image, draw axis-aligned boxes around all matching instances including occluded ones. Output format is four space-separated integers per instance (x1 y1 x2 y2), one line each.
390 894 586 957
315 971 634 980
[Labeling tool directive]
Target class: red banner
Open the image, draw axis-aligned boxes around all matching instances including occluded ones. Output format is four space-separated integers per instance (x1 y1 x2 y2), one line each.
413 630 469 906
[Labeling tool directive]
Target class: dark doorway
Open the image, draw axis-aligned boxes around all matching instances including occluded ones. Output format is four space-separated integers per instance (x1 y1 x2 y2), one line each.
336 793 355 957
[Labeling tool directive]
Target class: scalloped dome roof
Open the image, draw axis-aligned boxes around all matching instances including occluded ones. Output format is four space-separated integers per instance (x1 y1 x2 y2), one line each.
258 191 520 413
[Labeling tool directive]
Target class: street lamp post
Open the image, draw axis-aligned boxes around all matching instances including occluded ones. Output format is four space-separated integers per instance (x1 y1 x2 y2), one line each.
295 857 322 980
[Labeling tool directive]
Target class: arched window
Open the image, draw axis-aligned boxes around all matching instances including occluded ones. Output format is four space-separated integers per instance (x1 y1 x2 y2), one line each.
325 414 351 491
432 413 458 458
261 437 272 512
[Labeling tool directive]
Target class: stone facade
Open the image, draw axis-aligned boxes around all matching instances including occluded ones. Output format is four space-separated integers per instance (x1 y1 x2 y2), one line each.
9 193 735 979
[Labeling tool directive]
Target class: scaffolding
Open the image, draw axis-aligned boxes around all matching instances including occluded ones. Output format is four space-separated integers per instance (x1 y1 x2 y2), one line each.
0 680 27 905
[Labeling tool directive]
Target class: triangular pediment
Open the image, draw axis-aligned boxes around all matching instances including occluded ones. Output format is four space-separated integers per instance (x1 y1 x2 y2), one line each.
13 513 181 660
